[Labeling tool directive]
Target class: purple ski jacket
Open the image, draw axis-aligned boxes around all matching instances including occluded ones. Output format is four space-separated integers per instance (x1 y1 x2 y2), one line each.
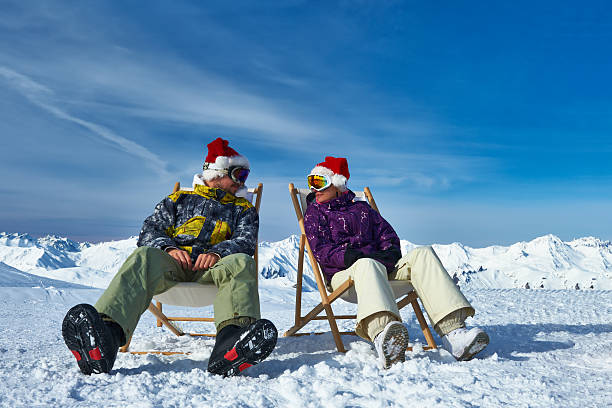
303 190 401 282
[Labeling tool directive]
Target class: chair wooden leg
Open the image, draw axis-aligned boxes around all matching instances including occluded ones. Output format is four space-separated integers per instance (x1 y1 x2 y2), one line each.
396 291 418 310
411 299 437 349
119 333 133 353
284 301 326 337
323 304 346 353
294 235 305 328
156 301 162 327
285 301 348 353
148 302 184 336
284 278 355 353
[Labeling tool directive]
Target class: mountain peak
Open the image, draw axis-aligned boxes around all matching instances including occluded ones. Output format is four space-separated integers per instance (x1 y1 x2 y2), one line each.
568 236 612 249
37 235 80 252
0 232 36 247
532 234 563 244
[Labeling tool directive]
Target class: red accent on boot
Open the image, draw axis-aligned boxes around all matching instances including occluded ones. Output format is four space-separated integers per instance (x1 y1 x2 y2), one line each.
89 347 102 360
238 363 252 372
224 348 238 361
71 350 82 361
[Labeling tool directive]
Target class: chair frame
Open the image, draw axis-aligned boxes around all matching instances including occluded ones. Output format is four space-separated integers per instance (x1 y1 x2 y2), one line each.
120 182 263 354
283 183 437 353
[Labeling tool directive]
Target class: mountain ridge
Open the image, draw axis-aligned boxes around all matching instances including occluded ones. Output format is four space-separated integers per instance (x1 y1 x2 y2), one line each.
0 231 610 290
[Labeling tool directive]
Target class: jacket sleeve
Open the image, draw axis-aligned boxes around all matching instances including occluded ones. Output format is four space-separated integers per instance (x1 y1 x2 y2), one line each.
370 208 401 252
367 208 402 271
137 196 178 249
303 207 347 271
208 206 259 258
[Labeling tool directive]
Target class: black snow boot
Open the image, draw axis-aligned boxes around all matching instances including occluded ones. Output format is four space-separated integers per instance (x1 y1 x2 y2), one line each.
62 304 125 375
207 319 278 377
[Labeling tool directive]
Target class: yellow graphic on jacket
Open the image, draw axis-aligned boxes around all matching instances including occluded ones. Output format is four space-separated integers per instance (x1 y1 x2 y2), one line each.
172 216 206 238
209 220 232 245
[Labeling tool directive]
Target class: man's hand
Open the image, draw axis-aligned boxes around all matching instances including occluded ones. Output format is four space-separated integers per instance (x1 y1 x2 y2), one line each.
194 253 221 271
167 248 193 270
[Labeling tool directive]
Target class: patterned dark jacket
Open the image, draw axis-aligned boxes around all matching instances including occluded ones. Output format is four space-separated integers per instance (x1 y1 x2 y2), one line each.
303 190 401 282
137 184 258 260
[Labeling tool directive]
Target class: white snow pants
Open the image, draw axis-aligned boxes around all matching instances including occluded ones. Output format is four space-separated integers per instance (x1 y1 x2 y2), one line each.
330 246 474 342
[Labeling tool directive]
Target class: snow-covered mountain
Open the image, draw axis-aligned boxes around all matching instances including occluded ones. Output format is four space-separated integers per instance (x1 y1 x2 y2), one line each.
427 234 612 290
0 260 87 288
1 231 611 290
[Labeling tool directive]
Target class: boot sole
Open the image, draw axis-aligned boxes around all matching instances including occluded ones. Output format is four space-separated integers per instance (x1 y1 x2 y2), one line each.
457 331 490 361
380 323 409 369
62 304 115 375
208 319 278 377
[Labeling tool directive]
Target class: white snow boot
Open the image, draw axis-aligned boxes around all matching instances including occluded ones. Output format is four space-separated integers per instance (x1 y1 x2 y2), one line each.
373 321 409 369
442 327 489 361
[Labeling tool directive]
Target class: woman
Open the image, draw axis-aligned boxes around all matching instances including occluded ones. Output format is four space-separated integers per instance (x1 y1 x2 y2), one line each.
303 156 489 368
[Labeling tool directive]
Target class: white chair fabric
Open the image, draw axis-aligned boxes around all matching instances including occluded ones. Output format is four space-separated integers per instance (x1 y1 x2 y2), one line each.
153 282 218 307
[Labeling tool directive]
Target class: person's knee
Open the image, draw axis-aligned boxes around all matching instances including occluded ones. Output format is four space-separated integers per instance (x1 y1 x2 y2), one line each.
230 253 255 268
133 246 152 256
125 246 168 279
223 253 256 279
355 258 385 269
415 245 436 258
132 246 161 260
134 246 170 266
353 258 386 280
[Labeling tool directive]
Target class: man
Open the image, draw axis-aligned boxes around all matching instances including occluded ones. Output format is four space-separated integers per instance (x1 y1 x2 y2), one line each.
62 138 277 377
303 156 489 368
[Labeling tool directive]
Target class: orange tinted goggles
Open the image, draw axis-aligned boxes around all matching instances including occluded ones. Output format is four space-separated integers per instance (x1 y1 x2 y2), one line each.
307 174 331 191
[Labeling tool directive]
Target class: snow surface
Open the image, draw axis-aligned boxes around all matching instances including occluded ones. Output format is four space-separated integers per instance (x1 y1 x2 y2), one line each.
1 283 610 407
0 261 88 289
1 232 611 407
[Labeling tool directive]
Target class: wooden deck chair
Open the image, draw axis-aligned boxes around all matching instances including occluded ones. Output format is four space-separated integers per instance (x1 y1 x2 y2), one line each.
283 183 437 353
120 182 263 354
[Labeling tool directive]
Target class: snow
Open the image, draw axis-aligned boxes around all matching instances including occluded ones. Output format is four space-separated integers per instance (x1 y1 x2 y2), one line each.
0 260 87 289
0 283 610 407
1 232 611 290
0 232 611 406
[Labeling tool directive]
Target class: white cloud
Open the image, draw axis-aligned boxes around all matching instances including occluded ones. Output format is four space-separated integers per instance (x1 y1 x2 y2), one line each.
0 66 170 178
47 56 334 147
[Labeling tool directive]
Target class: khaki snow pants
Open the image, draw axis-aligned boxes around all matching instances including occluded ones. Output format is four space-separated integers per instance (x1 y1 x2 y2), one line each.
94 246 260 341
330 246 474 342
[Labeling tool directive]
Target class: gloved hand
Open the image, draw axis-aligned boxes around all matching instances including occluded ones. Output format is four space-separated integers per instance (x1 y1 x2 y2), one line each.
344 246 365 268
369 248 402 265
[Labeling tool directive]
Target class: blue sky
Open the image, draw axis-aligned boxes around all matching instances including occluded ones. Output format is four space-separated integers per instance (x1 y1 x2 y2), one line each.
1 1 611 247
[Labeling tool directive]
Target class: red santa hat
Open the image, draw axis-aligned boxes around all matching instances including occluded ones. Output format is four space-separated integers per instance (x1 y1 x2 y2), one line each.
309 156 350 191
202 138 250 181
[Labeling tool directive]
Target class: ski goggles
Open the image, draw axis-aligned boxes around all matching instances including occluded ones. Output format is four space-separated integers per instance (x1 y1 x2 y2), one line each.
203 163 250 184
307 174 332 191
228 166 250 184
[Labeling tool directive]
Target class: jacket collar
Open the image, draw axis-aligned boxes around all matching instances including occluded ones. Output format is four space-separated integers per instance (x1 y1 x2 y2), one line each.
193 184 236 201
308 189 356 211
